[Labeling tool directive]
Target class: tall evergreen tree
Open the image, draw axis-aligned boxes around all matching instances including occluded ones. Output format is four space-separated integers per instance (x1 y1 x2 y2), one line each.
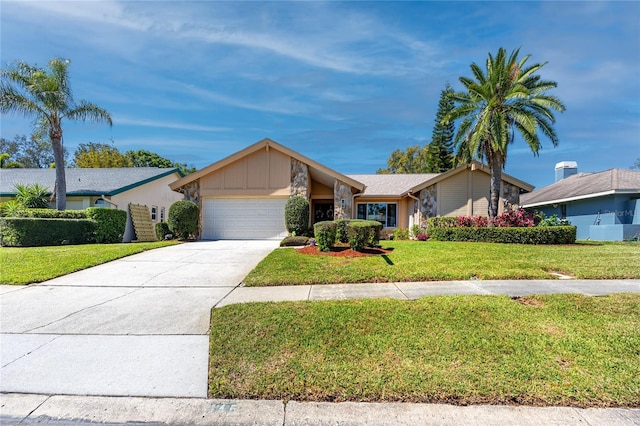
377 84 456 174
425 84 455 172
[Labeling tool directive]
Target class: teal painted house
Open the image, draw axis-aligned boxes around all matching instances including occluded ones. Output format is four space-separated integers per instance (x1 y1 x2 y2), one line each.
521 162 640 241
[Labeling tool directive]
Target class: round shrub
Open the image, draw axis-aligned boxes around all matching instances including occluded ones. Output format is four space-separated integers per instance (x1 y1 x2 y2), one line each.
168 200 199 240
313 221 336 252
285 195 310 236
155 222 172 240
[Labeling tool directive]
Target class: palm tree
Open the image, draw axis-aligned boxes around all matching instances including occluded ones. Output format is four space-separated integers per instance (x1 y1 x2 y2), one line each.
0 58 112 210
446 47 565 218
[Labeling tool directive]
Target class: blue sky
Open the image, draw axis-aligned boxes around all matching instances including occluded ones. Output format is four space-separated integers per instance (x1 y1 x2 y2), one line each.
1 1 639 189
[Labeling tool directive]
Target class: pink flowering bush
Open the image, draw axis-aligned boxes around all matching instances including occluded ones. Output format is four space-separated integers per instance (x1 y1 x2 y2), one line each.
489 208 535 227
457 215 489 227
455 209 535 228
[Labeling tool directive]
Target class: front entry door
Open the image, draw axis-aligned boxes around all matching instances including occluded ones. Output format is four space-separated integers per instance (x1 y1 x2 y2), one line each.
313 202 334 223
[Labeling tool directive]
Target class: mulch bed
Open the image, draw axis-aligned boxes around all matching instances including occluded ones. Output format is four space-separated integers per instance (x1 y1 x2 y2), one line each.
296 245 393 257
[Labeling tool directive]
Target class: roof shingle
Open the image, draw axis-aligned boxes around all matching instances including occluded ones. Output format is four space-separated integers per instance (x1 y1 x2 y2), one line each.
521 168 640 206
0 168 180 196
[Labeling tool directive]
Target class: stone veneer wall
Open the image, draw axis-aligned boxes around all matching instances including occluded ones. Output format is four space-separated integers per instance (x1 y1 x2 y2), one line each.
333 179 353 219
419 184 437 227
501 182 520 210
290 159 309 198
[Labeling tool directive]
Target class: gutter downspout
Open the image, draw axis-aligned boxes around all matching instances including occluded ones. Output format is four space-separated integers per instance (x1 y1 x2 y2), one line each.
407 192 420 231
351 190 363 219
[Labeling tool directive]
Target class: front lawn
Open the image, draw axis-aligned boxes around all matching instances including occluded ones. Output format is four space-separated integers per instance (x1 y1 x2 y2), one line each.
209 293 640 407
0 241 178 285
243 240 640 286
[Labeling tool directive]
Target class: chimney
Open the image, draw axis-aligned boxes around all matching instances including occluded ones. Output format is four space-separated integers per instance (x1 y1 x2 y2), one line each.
555 161 578 182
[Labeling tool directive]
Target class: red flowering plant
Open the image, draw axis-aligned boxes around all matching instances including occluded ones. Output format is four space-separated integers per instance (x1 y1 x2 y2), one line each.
454 209 535 228
489 208 535 227
456 215 489 227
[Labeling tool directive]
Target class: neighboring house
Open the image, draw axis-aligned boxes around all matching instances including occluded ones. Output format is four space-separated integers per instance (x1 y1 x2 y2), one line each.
169 138 534 240
0 167 185 226
521 162 640 241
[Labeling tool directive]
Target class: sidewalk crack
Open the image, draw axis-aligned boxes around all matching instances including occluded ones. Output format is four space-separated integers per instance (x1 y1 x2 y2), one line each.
24 288 141 333
2 335 62 368
393 283 410 300
19 394 53 425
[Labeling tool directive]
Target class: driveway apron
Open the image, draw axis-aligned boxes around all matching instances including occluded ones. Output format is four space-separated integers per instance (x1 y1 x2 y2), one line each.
0 240 278 398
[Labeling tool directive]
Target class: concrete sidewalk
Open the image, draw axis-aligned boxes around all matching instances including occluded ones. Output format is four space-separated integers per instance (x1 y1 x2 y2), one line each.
2 393 639 425
2 238 639 425
216 279 640 306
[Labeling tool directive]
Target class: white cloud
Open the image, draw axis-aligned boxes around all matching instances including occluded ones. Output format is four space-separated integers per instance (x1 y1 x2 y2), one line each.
113 116 229 132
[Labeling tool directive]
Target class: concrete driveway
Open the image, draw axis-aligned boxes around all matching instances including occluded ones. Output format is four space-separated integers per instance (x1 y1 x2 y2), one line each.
0 240 279 398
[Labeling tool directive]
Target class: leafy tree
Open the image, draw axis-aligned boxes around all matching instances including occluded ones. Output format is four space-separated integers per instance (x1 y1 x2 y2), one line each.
73 142 132 168
445 47 565 218
425 83 455 172
377 145 428 174
125 150 174 168
14 183 50 208
0 58 112 210
125 149 196 175
631 158 640 170
0 134 67 168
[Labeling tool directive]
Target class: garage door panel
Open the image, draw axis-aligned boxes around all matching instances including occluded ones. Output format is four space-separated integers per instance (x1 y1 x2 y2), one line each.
202 198 288 240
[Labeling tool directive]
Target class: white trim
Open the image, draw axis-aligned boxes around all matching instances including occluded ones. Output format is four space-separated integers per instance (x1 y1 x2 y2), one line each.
522 189 640 208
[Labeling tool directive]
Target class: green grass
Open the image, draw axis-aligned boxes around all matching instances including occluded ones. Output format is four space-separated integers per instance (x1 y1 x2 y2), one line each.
209 293 640 407
0 241 178 285
244 240 640 286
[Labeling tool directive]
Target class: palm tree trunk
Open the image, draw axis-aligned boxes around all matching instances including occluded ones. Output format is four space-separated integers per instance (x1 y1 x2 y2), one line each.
489 153 503 218
51 135 67 211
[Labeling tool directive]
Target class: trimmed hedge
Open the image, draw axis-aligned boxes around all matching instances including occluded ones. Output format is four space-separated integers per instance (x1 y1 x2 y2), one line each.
285 196 310 236
346 221 371 251
280 236 310 247
427 216 458 228
0 217 96 247
168 200 199 239
86 208 127 243
16 209 87 219
156 222 172 240
335 219 350 244
313 221 336 252
428 226 577 244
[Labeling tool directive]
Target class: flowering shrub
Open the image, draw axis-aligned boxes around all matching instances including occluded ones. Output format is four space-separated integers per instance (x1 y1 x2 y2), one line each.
457 215 489 227
490 208 535 227
416 232 428 241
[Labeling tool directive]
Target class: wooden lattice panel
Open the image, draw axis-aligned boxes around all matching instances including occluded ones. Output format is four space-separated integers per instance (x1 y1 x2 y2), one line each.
129 203 156 242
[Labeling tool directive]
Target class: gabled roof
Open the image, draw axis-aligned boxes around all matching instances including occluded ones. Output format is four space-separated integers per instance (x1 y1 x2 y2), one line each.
349 161 534 198
347 174 438 197
0 168 182 197
170 138 365 192
521 168 640 207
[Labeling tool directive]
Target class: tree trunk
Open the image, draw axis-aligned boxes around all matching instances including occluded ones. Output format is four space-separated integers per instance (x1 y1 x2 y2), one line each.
51 132 66 211
488 153 503 218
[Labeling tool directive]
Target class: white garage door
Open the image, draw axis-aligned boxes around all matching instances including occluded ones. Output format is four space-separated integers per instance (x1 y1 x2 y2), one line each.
202 198 288 240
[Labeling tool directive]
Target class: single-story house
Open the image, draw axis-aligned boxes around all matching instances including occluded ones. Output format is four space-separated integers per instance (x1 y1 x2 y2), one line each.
0 167 185 225
169 138 534 240
521 162 640 241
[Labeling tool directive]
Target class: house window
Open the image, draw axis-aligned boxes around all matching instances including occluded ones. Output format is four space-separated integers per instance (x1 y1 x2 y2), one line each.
357 203 397 227
560 204 567 220
160 207 165 222
151 206 158 221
